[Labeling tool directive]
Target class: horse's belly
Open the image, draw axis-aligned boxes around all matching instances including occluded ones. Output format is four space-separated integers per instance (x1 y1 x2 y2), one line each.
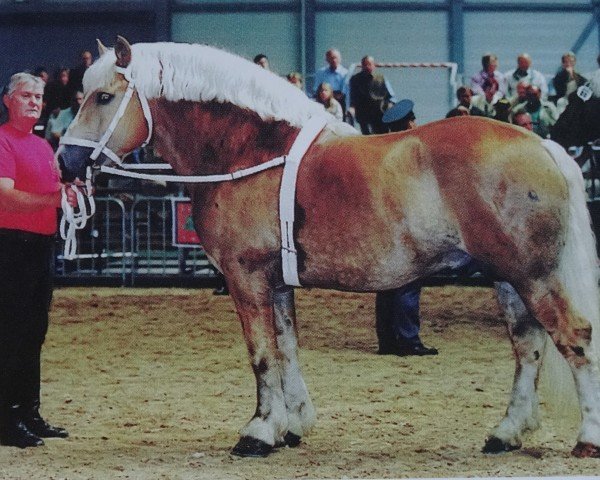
297 209 462 291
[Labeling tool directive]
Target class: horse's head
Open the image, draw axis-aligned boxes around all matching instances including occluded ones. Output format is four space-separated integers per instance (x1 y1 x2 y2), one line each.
59 36 152 181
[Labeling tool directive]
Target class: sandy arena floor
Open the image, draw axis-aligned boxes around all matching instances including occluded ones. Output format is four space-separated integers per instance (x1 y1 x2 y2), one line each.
0 286 598 479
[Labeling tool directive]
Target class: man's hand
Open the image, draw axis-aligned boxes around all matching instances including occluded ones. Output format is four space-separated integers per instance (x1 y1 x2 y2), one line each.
62 178 87 209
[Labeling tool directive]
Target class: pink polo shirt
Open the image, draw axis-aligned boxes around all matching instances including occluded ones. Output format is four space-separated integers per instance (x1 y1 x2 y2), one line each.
0 123 61 234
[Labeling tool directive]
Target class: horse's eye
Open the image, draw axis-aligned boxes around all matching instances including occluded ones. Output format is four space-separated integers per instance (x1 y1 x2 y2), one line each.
96 92 113 105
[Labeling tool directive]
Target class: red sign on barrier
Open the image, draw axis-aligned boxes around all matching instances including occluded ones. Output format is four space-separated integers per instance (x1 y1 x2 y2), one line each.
171 198 201 247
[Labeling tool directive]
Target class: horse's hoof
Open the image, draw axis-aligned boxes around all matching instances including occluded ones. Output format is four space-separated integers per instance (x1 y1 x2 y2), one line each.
482 436 521 454
572 442 600 458
231 436 273 458
283 431 301 448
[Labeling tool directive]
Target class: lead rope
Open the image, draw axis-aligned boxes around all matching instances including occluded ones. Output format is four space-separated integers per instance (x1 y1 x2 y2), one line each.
59 167 96 260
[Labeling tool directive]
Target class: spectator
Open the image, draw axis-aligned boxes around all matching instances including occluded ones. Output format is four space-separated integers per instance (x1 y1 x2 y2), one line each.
47 90 83 151
376 99 438 357
471 77 502 118
32 67 50 139
286 72 304 91
551 62 600 149
509 80 530 108
33 67 49 85
253 54 270 70
313 48 350 115
513 110 534 132
505 53 548 99
446 86 485 117
68 50 93 94
514 85 558 138
0 72 78 448
43 67 71 117
494 98 513 123
315 82 343 121
349 55 396 135
471 53 506 97
553 51 587 102
446 105 470 117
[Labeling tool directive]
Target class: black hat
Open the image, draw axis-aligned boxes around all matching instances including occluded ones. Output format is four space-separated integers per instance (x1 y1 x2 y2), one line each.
383 99 414 124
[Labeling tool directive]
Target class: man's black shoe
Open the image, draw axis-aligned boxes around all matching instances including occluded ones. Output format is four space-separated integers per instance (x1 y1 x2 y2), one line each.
0 420 45 448
396 343 439 357
23 416 68 438
0 406 44 448
20 402 68 439
377 343 438 356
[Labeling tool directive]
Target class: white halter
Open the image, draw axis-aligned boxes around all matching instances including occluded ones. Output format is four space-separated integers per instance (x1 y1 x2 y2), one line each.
59 64 153 165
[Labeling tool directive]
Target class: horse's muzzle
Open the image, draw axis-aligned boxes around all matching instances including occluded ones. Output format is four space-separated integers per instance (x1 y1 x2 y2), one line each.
58 145 99 182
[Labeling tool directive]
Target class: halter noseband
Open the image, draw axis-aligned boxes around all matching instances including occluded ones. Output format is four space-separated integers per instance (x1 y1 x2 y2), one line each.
59 64 153 166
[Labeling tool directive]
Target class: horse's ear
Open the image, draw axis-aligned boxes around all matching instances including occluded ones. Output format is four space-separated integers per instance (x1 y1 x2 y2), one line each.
97 39 108 57
114 35 132 68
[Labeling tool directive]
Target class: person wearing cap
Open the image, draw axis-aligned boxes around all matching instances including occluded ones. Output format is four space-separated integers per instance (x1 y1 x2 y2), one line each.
375 99 439 356
382 98 416 131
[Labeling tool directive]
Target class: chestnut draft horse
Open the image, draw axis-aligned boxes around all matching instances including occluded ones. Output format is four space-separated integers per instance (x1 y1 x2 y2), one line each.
59 37 600 459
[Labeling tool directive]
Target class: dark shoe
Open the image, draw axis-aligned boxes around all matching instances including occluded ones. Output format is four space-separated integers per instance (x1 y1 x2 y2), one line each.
23 416 68 438
377 343 398 355
20 402 68 438
0 406 44 448
395 343 439 357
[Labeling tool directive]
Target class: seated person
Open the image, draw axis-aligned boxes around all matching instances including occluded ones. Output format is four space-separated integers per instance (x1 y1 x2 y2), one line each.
315 82 344 121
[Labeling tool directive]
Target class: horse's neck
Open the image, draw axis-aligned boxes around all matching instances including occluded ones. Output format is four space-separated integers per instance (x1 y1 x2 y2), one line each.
150 98 299 175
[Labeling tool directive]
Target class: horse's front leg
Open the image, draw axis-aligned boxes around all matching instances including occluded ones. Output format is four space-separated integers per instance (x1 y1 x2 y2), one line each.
273 287 316 447
229 288 288 457
483 282 546 453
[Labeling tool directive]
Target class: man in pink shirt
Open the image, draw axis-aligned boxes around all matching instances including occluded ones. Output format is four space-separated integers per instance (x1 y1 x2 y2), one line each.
0 72 78 448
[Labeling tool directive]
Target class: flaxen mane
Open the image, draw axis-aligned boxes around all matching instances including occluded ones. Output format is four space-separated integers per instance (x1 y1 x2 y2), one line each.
84 42 331 128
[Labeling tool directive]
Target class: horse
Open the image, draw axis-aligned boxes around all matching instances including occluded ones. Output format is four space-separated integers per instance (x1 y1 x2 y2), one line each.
59 36 600 459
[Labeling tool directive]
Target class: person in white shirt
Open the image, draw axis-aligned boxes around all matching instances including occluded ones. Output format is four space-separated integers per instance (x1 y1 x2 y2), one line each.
505 53 548 99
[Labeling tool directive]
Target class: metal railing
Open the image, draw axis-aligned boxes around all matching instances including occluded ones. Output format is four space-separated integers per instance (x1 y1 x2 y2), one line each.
55 194 219 287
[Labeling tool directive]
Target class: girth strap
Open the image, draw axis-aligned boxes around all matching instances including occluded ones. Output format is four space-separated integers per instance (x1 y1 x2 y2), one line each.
279 115 328 287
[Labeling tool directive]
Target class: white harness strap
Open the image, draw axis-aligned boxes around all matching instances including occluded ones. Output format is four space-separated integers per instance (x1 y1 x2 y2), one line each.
100 155 286 183
279 115 329 287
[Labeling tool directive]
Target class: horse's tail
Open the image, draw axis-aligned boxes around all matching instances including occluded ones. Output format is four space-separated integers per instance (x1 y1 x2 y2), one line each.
541 139 600 408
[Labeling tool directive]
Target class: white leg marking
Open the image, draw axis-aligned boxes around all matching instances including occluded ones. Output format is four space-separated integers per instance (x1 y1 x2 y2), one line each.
571 353 600 446
239 338 288 446
490 282 544 447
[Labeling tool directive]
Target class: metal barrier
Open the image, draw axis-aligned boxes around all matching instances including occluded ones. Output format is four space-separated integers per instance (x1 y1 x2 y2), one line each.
55 194 219 287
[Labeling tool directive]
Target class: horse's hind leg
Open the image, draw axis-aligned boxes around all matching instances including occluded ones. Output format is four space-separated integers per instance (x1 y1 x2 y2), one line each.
483 282 547 453
273 287 316 447
523 277 600 457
